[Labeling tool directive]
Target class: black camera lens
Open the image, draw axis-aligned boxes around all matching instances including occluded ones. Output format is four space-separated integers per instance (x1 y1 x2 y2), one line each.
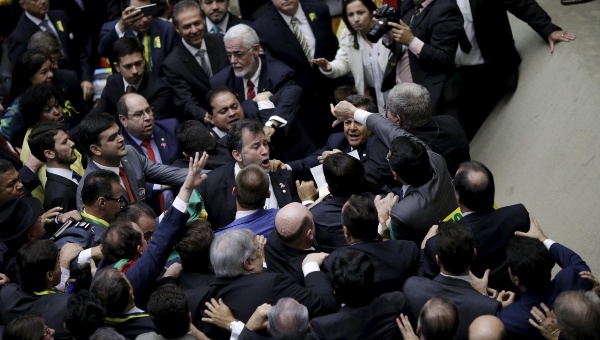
367 18 390 43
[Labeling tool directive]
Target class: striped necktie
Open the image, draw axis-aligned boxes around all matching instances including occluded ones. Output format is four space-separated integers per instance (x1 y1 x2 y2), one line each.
291 16 312 61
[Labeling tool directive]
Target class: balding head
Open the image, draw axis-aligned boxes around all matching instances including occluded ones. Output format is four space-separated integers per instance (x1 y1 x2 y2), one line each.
268 298 309 339
468 315 506 340
453 161 495 212
419 296 459 340
274 203 315 249
554 290 600 340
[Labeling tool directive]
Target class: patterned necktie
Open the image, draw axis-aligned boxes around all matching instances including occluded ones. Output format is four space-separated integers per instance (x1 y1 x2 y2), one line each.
141 140 165 211
119 167 136 202
195 49 213 77
246 79 256 100
210 26 222 34
126 85 136 93
291 16 312 61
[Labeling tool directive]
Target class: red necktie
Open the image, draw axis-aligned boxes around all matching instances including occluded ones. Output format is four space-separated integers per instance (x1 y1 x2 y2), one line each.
126 85 136 93
246 79 256 100
0 135 19 158
141 140 165 211
119 167 136 203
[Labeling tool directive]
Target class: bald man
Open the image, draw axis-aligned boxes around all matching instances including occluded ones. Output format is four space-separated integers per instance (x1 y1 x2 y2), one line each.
469 315 507 340
264 202 319 286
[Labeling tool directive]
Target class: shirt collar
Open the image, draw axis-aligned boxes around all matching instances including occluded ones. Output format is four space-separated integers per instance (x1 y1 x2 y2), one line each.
46 167 74 180
205 13 229 33
123 79 141 92
125 306 145 314
213 127 227 139
182 37 207 57
25 11 49 26
128 132 153 146
235 209 260 220
278 5 307 25
440 272 471 283
93 160 121 175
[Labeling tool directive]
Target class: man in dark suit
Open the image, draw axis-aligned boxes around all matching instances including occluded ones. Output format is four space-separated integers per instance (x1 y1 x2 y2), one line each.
215 164 278 238
264 202 319 286
118 93 180 214
175 219 215 292
251 0 339 146
162 0 229 121
93 37 177 121
7 0 93 87
332 99 457 245
420 161 530 293
174 119 233 170
455 0 574 140
498 218 592 339
385 83 470 176
323 195 419 295
199 228 336 339
398 296 460 340
76 112 189 210
310 248 410 339
211 24 314 161
200 0 249 34
385 0 463 118
98 0 180 78
198 119 299 231
403 221 505 340
283 94 395 194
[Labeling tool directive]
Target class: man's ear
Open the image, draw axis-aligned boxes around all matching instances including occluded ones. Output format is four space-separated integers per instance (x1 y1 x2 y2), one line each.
232 186 237 197
113 62 121 73
342 225 349 239
306 226 314 241
242 258 254 272
205 114 215 125
232 150 243 163
44 149 56 160
473 248 477 260
45 270 53 284
90 144 102 157
435 254 441 267
118 114 128 128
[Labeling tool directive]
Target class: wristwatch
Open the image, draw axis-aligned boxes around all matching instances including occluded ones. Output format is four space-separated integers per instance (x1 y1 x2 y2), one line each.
265 120 275 128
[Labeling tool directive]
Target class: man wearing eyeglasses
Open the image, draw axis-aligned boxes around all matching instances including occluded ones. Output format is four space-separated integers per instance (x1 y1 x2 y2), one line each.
118 93 180 215
162 0 228 122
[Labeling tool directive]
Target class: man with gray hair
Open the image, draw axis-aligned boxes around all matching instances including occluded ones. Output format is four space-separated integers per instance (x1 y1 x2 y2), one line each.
199 228 335 339
210 24 314 161
162 0 228 121
550 290 600 340
385 83 470 176
268 298 310 339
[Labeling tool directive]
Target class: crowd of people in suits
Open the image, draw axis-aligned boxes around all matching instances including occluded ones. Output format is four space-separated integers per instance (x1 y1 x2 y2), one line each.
0 0 595 339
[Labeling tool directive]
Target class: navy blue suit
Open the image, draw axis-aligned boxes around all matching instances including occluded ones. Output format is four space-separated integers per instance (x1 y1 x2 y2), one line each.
98 18 180 77
215 208 278 238
310 195 350 251
287 132 397 194
497 242 592 339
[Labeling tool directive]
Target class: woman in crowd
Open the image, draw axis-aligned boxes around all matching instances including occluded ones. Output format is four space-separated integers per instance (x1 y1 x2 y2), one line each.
2 314 55 340
312 0 390 113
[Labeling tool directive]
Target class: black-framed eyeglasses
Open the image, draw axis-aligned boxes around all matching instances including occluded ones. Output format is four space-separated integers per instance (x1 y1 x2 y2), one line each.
225 46 253 60
104 195 127 204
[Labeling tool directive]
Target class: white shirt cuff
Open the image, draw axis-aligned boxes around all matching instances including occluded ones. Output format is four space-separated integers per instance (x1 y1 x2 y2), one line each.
302 200 315 206
76 248 93 268
153 183 162 191
266 115 288 127
302 262 321 276
408 37 424 57
284 164 293 171
354 109 372 125
55 266 70 292
172 197 188 213
257 99 275 110
229 321 245 340
115 22 125 37
543 239 556 250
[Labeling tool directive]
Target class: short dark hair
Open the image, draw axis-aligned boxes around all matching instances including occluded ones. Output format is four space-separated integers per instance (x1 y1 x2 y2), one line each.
81 170 121 206
323 153 364 197
176 120 214 155
342 195 378 241
115 202 156 224
112 37 144 64
175 219 214 271
147 284 190 338
90 268 132 317
64 290 106 339
330 248 375 307
226 119 263 154
78 112 117 157
9 50 51 104
235 164 269 209
506 237 554 293
16 240 58 293
0 158 16 175
453 161 495 212
207 86 237 112
388 136 432 186
345 94 377 113
419 296 459 340
2 314 46 340
172 0 204 27
101 221 142 262
27 122 64 161
436 221 474 275
19 84 63 128
554 291 600 340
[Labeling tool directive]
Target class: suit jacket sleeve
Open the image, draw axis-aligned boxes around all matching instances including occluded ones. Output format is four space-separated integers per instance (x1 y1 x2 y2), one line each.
147 78 177 121
365 113 428 150
416 4 464 71
549 242 590 272
503 0 561 41
98 21 119 57
137 150 189 197
18 166 41 193
321 30 352 79
273 271 336 318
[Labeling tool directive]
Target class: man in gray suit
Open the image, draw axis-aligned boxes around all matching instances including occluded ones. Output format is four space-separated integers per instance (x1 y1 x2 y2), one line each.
332 91 457 244
76 112 188 210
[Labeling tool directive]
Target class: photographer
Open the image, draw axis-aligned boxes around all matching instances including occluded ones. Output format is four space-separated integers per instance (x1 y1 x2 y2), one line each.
312 0 390 114
384 0 464 118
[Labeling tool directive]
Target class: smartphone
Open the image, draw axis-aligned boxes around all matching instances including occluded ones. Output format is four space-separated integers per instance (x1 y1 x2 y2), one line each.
137 4 158 17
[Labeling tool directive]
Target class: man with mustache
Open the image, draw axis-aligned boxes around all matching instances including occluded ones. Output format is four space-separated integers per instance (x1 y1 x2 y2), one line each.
200 0 248 34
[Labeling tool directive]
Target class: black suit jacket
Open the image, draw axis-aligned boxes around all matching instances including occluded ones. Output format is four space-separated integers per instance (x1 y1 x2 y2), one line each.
404 275 502 340
325 239 419 296
162 34 228 121
92 71 178 120
310 195 351 251
44 172 78 212
264 231 318 286
384 0 464 117
198 162 299 230
420 204 530 292
7 10 92 81
406 115 470 176
308 292 410 340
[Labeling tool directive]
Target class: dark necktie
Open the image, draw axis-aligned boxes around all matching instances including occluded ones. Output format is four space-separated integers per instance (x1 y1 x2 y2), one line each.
210 26 222 34
126 85 136 93
458 30 473 53
291 16 312 61
246 79 256 100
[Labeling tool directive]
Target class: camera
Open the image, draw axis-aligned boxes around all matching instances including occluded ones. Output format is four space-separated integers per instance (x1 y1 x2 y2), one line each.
367 4 401 43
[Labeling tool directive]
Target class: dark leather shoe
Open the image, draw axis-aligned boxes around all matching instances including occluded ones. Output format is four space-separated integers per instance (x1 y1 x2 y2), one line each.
561 0 592 5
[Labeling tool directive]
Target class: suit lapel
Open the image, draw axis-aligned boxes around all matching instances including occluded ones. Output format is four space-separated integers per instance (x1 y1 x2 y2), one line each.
152 125 170 163
179 43 210 87
257 57 269 93
269 171 292 206
121 157 141 202
48 12 70 63
205 35 222 73
302 3 321 58
47 172 78 192
270 8 308 66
